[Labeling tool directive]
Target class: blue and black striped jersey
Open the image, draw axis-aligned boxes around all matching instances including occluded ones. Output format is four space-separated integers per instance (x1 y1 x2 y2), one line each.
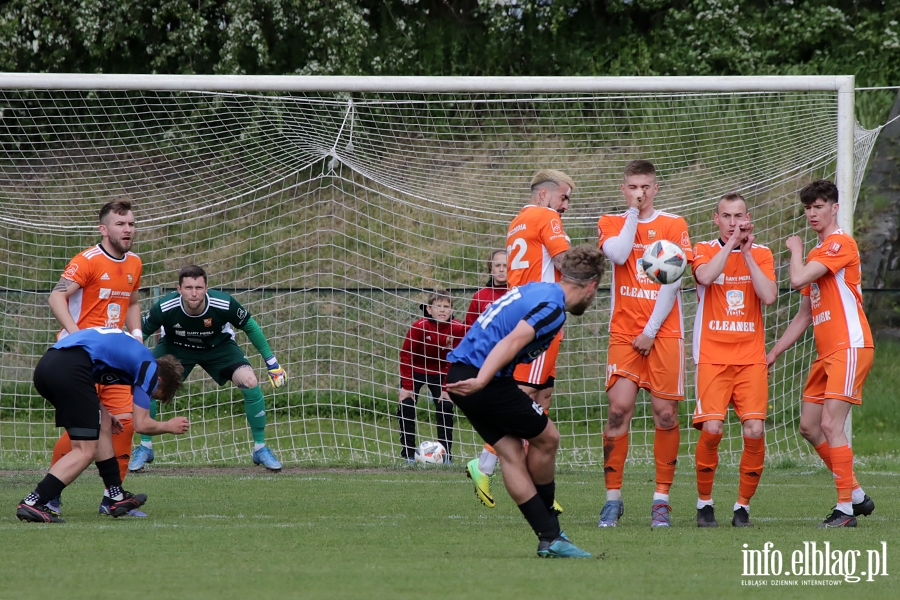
447 282 566 377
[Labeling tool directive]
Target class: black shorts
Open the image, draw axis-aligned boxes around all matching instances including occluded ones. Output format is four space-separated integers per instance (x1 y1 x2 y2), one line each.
446 363 549 446
33 347 102 441
514 375 555 391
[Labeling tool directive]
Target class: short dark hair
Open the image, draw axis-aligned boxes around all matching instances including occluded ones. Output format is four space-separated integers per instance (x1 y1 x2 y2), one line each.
99 198 133 224
717 192 747 212
426 288 452 306
178 264 208 286
559 245 605 284
799 179 839 206
624 160 656 178
154 355 184 404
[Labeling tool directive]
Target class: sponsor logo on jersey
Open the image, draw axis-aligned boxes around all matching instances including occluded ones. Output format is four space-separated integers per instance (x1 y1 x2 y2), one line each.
507 223 527 237
101 273 110 280
826 241 842 256
726 290 745 316
714 273 725 285
707 320 756 332
173 323 182 328
127 274 133 285
812 310 831 326
551 218 562 235
99 288 111 299
64 264 79 278
204 318 212 327
810 283 821 309
175 330 186 336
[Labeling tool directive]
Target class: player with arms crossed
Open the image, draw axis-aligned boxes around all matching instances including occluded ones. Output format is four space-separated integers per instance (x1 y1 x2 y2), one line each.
447 245 604 558
596 159 693 528
46 199 145 517
17 327 188 523
767 180 875 528
130 265 286 472
691 193 777 528
465 171 573 509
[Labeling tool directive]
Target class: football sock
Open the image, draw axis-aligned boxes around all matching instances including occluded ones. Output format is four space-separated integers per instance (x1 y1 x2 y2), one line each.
104 485 124 501
96 457 122 495
697 498 714 509
836 502 853 516
479 446 498 475
602 431 628 492
534 481 556 512
114 417 134 482
242 386 267 445
29 474 66 506
517 494 560 542
738 435 765 505
695 429 722 501
852 487 866 504
139 398 158 445
653 492 669 503
654 425 679 494
606 489 622 502
734 502 749 512
830 444 854 504
254 443 265 452
50 432 72 467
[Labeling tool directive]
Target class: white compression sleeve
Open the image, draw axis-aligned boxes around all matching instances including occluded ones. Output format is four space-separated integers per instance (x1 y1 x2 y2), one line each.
642 281 680 338
600 207 639 265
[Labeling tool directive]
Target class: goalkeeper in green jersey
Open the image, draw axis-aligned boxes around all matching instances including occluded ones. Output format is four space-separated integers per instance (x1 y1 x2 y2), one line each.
129 264 287 472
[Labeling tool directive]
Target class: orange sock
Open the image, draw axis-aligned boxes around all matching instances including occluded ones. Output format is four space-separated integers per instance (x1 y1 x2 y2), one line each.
830 444 854 503
695 429 722 501
654 426 680 494
113 418 134 482
738 436 765 505
603 432 629 491
815 440 860 490
51 432 73 467
483 443 497 455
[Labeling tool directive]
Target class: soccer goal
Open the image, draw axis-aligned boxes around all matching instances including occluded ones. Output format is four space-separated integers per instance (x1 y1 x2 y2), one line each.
0 74 881 468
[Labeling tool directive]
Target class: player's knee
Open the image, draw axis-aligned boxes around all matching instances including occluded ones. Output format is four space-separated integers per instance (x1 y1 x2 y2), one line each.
655 412 678 430
703 420 724 435
797 420 819 441
607 410 628 431
819 416 844 440
742 420 764 439
232 365 258 389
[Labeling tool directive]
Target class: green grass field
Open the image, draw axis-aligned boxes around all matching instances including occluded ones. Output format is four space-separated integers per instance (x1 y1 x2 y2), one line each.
1 463 898 599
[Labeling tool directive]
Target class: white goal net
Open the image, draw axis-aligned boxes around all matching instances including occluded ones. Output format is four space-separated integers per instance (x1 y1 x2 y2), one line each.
0 76 881 468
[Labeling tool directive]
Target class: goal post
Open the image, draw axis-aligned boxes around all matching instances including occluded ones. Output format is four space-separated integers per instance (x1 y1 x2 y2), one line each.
0 74 874 468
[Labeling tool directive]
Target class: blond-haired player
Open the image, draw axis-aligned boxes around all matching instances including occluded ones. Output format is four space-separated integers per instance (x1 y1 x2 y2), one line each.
767 179 875 528
597 159 693 527
692 193 777 528
465 170 572 510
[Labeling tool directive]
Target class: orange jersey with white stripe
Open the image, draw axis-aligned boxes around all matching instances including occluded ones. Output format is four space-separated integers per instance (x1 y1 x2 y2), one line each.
597 210 693 338
506 205 570 286
800 230 873 357
57 244 142 340
692 240 774 365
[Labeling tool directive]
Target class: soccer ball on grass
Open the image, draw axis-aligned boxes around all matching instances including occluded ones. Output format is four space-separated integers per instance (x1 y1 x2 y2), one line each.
414 440 447 465
640 240 687 285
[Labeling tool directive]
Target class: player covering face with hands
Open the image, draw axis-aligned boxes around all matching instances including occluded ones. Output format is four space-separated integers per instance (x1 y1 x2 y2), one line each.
446 245 604 559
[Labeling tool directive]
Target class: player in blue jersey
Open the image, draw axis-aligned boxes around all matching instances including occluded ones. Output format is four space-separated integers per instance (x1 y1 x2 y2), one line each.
446 245 605 558
16 327 188 523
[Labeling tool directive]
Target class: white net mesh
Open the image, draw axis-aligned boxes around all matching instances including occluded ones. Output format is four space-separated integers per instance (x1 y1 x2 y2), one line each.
0 87 878 467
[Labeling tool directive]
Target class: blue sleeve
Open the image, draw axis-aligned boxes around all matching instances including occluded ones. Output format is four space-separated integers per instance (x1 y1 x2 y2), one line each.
522 302 565 339
132 386 152 410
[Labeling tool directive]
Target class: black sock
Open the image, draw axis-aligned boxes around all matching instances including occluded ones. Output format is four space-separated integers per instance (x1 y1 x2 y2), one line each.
534 481 556 511
30 474 66 506
517 494 561 542
95 457 121 491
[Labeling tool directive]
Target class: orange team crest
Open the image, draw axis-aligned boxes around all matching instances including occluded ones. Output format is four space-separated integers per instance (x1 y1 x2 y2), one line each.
203 318 212 327
127 274 133 284
826 242 842 255
64 264 79 278
681 231 690 248
648 229 657 239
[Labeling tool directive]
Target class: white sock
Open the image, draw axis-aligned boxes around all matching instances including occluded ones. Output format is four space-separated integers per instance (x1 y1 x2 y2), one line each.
734 502 749 513
254 443 265 452
606 489 622 501
852 487 865 504
836 502 853 516
697 498 714 509
140 441 153 449
478 450 497 476
653 492 669 503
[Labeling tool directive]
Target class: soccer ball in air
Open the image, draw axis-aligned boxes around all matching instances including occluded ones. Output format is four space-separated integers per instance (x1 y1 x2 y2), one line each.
414 440 447 465
640 240 687 285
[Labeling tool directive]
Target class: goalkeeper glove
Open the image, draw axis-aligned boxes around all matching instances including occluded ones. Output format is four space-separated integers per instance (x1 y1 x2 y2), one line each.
265 356 287 388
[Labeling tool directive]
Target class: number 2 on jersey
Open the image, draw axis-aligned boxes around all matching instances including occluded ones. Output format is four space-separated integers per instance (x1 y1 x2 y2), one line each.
508 238 530 271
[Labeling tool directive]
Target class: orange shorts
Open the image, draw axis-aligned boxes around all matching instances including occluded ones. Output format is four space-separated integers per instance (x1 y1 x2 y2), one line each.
513 329 563 389
802 347 873 405
605 334 685 401
96 384 134 415
693 363 767 429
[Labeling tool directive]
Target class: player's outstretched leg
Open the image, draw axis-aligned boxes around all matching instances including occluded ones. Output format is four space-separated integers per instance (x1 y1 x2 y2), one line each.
466 458 495 508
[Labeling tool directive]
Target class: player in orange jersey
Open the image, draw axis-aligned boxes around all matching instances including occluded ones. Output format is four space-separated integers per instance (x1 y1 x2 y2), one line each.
767 179 875 528
596 159 693 528
45 198 146 518
465 170 572 509
691 193 777 528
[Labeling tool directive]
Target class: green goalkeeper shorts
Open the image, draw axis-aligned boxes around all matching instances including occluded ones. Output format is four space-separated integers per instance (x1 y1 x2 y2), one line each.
153 338 251 386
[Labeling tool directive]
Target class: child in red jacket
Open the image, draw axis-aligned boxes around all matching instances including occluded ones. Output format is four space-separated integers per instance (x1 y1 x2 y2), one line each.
398 289 467 463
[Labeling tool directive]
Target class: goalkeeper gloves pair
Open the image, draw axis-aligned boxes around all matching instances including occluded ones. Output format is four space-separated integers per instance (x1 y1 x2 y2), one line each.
265 355 287 388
